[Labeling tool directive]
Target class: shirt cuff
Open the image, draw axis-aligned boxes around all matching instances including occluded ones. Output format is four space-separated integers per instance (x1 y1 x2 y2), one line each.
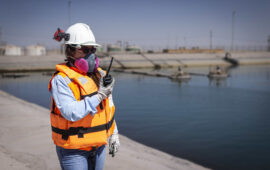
113 123 118 134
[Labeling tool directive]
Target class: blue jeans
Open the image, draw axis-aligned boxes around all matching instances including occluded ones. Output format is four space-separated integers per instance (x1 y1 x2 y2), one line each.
56 145 106 170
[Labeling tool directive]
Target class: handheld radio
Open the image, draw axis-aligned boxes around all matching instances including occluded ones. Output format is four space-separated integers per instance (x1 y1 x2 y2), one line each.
103 57 114 86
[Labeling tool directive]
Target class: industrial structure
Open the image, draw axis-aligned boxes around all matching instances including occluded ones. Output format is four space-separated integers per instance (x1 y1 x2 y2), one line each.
107 44 142 54
162 48 224 54
0 45 22 56
125 46 141 53
25 45 46 56
107 44 123 53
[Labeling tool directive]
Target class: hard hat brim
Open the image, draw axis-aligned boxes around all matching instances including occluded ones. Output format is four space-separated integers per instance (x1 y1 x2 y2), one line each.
81 42 101 47
65 41 101 47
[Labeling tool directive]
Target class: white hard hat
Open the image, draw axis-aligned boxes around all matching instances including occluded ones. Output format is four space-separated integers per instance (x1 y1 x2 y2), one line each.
65 23 100 47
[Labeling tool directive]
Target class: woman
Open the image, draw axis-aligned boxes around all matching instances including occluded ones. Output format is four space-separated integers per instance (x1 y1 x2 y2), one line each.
49 23 120 170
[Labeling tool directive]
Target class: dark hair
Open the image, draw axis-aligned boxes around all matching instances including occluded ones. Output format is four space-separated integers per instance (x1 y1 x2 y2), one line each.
88 72 101 88
65 45 76 59
65 45 101 87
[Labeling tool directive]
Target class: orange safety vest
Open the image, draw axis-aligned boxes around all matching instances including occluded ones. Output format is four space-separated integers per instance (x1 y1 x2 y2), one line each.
48 63 115 150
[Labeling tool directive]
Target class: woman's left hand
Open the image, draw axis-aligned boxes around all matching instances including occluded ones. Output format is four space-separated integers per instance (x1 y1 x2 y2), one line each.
109 132 120 157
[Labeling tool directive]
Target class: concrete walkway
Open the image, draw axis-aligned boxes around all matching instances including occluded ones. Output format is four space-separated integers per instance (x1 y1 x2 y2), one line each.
0 90 209 170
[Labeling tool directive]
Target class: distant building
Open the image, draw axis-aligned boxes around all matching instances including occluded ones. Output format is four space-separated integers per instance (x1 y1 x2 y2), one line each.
96 46 104 53
0 45 22 56
107 45 123 53
125 45 141 53
163 48 224 54
107 44 141 54
25 45 46 56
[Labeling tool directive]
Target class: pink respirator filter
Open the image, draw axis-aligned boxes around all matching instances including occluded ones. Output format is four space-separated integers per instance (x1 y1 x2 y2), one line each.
74 58 89 73
94 58 99 72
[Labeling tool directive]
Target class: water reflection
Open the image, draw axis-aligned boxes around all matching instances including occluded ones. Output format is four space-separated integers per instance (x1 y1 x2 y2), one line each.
1 73 30 79
42 72 54 76
171 78 190 87
208 77 227 87
135 75 147 82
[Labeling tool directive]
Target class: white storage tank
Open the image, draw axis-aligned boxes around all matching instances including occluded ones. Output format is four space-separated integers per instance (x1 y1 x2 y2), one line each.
25 45 46 56
1 45 22 56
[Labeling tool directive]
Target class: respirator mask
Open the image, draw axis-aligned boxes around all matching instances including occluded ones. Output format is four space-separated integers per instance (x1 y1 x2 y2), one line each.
73 47 99 74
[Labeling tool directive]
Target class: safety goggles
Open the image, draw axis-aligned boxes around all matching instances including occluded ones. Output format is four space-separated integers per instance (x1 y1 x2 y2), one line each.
80 46 96 54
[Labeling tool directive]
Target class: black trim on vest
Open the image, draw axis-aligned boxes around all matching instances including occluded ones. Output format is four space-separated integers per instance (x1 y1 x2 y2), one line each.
80 92 98 100
99 103 103 110
81 92 104 110
53 71 60 76
51 99 57 115
50 71 60 115
51 115 115 140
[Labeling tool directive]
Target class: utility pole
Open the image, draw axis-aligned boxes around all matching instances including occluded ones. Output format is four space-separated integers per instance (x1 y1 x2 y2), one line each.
175 35 178 49
0 27 2 45
231 11 236 51
184 37 186 49
167 33 170 49
68 1 71 25
267 35 270 52
210 30 213 50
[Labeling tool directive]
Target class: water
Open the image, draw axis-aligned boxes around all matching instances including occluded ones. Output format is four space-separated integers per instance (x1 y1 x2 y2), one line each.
1 65 270 170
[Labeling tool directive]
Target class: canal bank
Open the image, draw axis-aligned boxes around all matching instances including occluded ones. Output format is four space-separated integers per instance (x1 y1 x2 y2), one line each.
0 52 270 72
0 90 209 170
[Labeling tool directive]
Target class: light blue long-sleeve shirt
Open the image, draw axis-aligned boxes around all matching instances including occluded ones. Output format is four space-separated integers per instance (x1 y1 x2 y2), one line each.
50 74 118 133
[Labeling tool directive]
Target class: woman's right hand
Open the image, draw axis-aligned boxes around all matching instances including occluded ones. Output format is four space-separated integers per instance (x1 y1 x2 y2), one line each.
96 77 115 101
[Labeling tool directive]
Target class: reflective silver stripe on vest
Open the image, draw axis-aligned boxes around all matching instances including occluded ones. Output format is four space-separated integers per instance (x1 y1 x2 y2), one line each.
78 77 88 85
99 69 105 77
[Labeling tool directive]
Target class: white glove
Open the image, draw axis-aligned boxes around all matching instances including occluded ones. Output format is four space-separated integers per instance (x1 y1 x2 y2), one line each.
109 133 120 157
96 77 115 102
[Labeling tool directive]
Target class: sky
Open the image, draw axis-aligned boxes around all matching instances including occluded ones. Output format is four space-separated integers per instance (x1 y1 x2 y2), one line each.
0 0 270 50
